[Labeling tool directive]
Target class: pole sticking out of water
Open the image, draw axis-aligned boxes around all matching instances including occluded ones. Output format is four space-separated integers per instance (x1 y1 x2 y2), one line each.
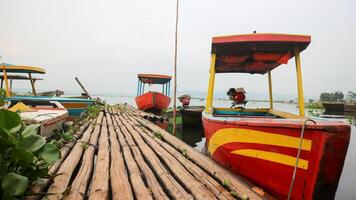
172 0 179 136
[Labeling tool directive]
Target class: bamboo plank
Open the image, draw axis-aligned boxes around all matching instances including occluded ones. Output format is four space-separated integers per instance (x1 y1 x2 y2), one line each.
112 109 193 200
47 113 103 200
113 115 153 200
108 108 168 200
88 115 110 200
26 120 92 200
67 116 103 200
125 114 234 200
120 106 263 200
115 108 216 200
107 112 134 200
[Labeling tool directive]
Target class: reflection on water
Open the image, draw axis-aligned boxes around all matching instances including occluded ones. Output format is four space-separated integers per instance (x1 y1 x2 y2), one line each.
99 95 356 200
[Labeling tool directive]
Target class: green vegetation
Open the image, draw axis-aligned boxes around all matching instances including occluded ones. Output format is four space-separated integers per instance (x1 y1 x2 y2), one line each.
153 131 164 140
0 89 6 107
346 91 356 103
180 148 188 159
0 109 60 199
222 178 230 187
320 91 344 102
305 102 324 109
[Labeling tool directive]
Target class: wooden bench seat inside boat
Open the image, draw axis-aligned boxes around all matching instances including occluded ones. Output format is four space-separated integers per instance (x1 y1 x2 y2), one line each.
212 107 305 119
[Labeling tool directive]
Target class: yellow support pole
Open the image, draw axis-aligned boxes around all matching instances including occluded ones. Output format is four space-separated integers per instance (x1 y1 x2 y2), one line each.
268 70 273 109
295 48 305 116
28 73 37 96
206 53 216 114
2 67 11 97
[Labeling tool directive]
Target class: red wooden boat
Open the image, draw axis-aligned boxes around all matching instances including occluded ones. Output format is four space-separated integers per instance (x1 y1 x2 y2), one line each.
202 33 350 200
135 74 171 114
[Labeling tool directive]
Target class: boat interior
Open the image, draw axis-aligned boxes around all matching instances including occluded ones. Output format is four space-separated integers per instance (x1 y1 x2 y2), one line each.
212 107 304 119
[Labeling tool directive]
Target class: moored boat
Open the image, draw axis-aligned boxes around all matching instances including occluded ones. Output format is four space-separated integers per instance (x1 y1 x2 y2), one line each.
322 102 356 113
135 74 171 114
8 100 68 137
180 106 204 128
1 63 94 119
202 33 350 199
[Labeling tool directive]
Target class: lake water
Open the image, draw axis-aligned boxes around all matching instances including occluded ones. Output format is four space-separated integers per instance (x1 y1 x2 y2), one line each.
98 95 355 200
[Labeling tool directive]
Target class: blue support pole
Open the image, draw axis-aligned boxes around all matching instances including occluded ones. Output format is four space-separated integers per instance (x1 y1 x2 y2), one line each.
168 81 171 96
166 82 169 96
142 83 145 94
137 80 140 96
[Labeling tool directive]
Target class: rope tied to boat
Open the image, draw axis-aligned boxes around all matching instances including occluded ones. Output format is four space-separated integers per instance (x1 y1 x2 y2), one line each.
287 118 316 200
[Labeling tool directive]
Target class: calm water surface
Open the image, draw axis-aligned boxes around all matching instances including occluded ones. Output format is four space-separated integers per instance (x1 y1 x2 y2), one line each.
100 95 355 200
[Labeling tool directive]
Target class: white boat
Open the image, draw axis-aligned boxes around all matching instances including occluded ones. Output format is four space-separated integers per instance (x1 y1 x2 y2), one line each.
9 100 68 137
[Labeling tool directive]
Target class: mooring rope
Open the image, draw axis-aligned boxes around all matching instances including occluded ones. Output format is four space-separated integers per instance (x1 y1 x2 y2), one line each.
287 118 316 200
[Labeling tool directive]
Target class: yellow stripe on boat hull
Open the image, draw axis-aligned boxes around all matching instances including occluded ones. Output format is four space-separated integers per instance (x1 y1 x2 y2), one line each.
208 128 312 155
231 149 309 169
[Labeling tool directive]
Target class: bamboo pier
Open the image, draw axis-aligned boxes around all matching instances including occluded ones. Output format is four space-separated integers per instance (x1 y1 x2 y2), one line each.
27 104 267 200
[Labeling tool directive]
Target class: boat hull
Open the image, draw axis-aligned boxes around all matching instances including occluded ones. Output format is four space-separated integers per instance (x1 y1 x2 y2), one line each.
202 113 350 200
6 96 94 119
180 106 204 128
322 102 345 113
135 92 171 114
14 101 68 137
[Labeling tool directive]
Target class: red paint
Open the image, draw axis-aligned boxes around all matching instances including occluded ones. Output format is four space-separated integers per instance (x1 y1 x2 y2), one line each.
212 33 311 44
211 33 311 74
202 116 350 200
135 91 171 112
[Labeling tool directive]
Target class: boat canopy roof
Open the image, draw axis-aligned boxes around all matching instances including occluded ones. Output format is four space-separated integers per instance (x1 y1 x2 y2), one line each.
211 33 311 74
0 74 43 81
138 74 172 84
1 63 45 74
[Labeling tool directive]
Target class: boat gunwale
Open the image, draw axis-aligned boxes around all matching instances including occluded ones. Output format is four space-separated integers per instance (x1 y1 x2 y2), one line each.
202 110 350 132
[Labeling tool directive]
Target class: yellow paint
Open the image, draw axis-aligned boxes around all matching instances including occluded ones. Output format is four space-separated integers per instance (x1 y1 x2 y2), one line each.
2 67 10 97
208 128 312 155
231 149 308 169
61 102 89 109
206 53 216 114
214 107 269 112
268 70 273 109
0 65 45 74
295 48 305 116
268 109 305 119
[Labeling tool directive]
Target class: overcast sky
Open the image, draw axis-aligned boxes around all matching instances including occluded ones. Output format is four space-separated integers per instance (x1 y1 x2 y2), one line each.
1 0 355 97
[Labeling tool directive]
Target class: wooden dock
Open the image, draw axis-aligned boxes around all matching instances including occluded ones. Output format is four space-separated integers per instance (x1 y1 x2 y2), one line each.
27 104 267 200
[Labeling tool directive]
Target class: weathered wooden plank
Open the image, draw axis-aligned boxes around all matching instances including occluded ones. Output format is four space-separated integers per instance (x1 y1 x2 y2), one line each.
106 111 134 200
47 113 103 200
88 115 110 200
113 115 153 200
125 114 235 200
112 109 193 200
67 116 103 200
26 120 92 200
108 108 168 200
121 106 264 200
115 108 216 200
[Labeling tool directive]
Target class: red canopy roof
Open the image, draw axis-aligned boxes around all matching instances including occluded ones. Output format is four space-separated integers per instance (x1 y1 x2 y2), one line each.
211 33 311 74
138 74 172 84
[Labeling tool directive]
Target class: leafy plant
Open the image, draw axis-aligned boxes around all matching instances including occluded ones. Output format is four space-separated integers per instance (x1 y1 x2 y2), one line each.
0 89 6 107
153 131 164 140
180 148 188 159
305 102 324 110
0 109 60 199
